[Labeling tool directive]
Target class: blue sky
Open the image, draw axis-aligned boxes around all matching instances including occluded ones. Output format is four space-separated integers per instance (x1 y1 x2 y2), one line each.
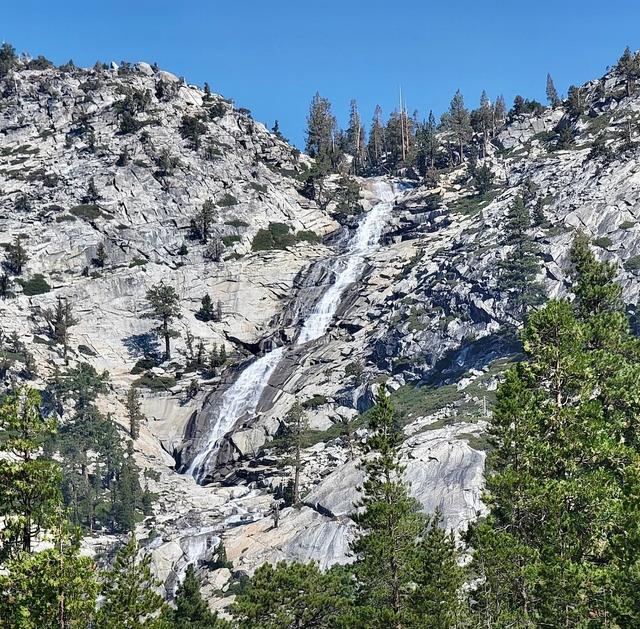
2 1 639 147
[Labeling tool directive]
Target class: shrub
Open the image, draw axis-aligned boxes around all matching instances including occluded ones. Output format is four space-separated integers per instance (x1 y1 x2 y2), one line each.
296 230 320 243
251 223 316 251
217 193 238 207
133 373 177 391
208 101 227 119
225 219 249 228
624 255 640 272
302 394 328 409
131 358 157 374
70 204 102 220
222 235 241 247
18 274 51 296
593 236 613 249
180 114 207 149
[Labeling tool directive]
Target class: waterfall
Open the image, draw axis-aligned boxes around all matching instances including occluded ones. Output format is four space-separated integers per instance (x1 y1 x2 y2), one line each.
187 179 396 483
186 347 285 480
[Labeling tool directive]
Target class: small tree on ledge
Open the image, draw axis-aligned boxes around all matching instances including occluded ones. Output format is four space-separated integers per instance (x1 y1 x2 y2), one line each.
143 282 182 360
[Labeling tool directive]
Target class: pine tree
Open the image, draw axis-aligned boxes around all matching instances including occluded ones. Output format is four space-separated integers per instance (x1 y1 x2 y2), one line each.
94 241 108 268
305 92 336 170
4 234 29 275
618 46 640 97
368 104 385 171
96 535 169 629
444 90 472 164
546 73 560 106
126 386 144 439
0 520 98 627
0 271 11 298
280 402 308 506
0 387 61 557
346 99 367 174
479 90 493 155
172 564 229 628
143 282 182 360
492 94 507 133
43 296 79 364
351 387 464 628
196 293 216 321
191 199 216 243
497 195 544 320
231 562 354 629
415 110 439 174
470 239 640 625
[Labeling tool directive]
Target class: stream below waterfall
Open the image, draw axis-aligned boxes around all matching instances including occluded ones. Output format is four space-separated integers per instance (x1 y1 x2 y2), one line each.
186 179 397 482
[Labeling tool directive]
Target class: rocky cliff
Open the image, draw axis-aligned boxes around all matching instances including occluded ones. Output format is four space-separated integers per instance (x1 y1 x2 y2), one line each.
2 55 640 606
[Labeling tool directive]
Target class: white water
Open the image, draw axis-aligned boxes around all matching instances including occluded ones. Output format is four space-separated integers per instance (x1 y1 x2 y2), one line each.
188 180 395 482
186 347 285 479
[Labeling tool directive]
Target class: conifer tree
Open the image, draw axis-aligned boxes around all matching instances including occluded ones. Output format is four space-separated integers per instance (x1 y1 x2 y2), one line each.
492 94 506 133
618 46 640 97
173 564 229 628
96 535 169 629
0 520 98 627
546 73 560 106
346 99 367 174
305 92 336 170
191 199 216 243
231 562 354 629
0 387 61 557
478 90 493 155
470 238 640 625
350 387 464 628
4 234 29 275
143 282 182 360
444 90 472 163
415 110 439 173
43 296 79 364
126 386 144 439
368 105 385 171
497 195 544 320
196 293 216 321
280 402 308 506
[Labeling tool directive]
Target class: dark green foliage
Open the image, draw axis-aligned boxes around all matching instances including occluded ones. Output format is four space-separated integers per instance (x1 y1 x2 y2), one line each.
190 199 216 243
332 175 363 219
70 203 103 220
349 387 465 627
0 272 11 298
18 273 51 296
510 95 545 118
618 46 640 97
96 535 169 628
251 222 300 251
470 239 640 625
180 114 208 149
0 388 61 558
566 84 585 117
133 373 177 391
173 564 229 628
498 195 544 319
0 526 98 628
443 90 472 163
415 111 439 174
231 562 354 629
126 386 144 439
302 394 327 409
305 92 337 165
196 293 218 322
43 296 78 363
473 162 494 196
4 235 29 275
210 540 233 570
546 73 560 106
624 254 640 272
217 193 238 207
0 42 18 78
368 105 385 172
143 282 182 360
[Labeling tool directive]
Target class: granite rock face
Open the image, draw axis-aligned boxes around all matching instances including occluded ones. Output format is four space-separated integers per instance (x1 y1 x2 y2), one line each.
3 57 640 605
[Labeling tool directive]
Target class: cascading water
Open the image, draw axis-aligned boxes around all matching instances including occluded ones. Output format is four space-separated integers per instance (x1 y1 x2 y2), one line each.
187 180 396 483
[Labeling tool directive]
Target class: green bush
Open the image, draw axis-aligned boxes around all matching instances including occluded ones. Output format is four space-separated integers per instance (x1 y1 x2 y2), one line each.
593 236 613 248
133 373 177 391
302 394 328 409
218 193 238 207
620 220 635 230
18 274 51 296
225 218 249 228
222 235 241 247
296 230 320 243
70 204 102 220
251 222 298 251
624 255 640 272
131 358 157 374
